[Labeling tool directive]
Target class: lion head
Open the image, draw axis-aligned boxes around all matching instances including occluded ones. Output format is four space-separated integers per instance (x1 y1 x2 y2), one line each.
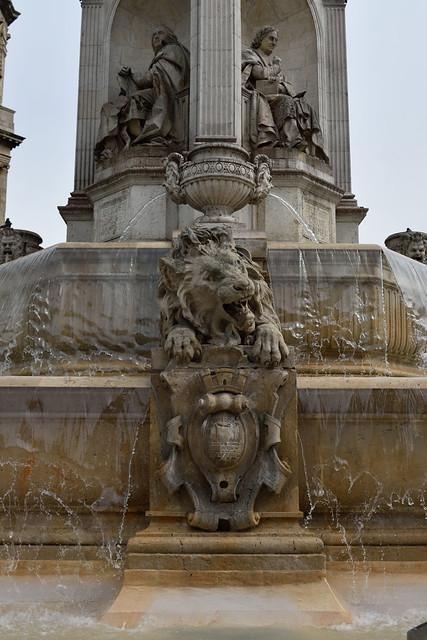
158 226 288 367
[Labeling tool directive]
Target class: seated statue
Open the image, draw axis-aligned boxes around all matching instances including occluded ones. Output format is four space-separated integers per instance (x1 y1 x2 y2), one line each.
95 25 190 159
242 25 328 162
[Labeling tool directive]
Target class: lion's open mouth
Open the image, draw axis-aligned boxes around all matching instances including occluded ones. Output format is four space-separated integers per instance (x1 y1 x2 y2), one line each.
223 299 255 331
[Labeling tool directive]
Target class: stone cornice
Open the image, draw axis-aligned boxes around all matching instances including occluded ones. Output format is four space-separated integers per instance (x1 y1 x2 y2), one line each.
0 128 24 149
323 0 347 7
0 1 19 25
80 0 104 6
271 168 344 198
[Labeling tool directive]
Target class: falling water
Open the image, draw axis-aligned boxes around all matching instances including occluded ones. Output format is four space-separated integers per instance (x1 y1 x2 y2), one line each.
0 243 167 375
0 244 426 637
384 248 427 370
266 243 427 636
267 245 410 375
268 193 319 242
0 249 55 375
0 247 153 635
118 192 166 241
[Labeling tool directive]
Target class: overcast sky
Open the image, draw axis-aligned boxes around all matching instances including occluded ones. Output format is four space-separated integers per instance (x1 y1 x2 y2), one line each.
3 1 427 248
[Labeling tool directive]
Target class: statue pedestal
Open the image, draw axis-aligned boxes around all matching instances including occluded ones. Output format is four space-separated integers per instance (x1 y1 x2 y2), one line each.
101 576 351 630
87 147 173 242
102 519 349 629
65 146 344 243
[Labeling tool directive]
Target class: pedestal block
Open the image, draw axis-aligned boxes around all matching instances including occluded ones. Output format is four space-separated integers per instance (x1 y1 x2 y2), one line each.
123 346 325 586
100 346 343 629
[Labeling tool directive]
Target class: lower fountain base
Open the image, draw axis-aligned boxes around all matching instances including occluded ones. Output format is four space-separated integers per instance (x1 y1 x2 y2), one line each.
101 580 352 629
124 518 324 583
100 518 352 628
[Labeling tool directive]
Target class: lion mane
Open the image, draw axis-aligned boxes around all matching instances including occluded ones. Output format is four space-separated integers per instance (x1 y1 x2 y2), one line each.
158 226 288 367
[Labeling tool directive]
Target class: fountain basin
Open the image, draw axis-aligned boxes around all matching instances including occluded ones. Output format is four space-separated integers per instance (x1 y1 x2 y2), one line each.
0 243 424 377
0 376 150 569
0 242 426 633
1 375 426 568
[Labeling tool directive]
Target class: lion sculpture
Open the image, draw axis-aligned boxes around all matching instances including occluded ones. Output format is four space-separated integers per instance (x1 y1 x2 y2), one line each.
158 226 289 368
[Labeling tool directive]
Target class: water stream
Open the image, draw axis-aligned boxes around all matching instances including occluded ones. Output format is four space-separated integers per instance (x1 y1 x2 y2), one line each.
119 193 166 241
268 193 319 242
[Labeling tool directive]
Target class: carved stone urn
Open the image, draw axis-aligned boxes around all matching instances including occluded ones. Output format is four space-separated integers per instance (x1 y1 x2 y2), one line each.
163 143 272 224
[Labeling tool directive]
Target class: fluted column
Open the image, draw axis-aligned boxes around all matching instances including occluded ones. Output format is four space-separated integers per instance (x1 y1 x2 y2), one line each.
323 0 351 193
190 0 242 147
74 0 105 191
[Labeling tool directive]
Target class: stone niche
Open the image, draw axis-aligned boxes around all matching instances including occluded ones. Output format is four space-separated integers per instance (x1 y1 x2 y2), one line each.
62 0 359 244
86 0 192 242
107 0 191 103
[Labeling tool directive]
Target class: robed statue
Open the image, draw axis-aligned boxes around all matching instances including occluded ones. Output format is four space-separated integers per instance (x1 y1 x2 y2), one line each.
95 25 190 159
242 25 328 162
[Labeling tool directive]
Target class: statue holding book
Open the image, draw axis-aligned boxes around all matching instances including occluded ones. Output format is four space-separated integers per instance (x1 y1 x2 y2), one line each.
242 25 328 162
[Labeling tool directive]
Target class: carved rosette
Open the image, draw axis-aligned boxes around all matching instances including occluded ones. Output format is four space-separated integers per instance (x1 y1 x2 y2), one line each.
163 144 272 223
155 347 293 532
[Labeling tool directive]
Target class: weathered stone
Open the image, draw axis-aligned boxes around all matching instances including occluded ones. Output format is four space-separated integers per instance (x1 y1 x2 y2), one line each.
0 376 150 557
0 223 42 264
298 376 427 562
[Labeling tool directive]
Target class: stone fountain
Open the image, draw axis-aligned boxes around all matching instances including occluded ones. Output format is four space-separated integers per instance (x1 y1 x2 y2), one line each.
1 0 427 636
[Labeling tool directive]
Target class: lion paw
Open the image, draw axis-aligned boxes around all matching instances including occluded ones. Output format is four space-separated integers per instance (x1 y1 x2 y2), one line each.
164 326 202 364
253 325 289 368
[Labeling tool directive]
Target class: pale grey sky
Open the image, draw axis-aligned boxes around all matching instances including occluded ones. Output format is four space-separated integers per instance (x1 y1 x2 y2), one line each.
3 1 427 248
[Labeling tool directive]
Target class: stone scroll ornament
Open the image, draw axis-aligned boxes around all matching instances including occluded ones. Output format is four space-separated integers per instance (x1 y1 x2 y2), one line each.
155 225 293 531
